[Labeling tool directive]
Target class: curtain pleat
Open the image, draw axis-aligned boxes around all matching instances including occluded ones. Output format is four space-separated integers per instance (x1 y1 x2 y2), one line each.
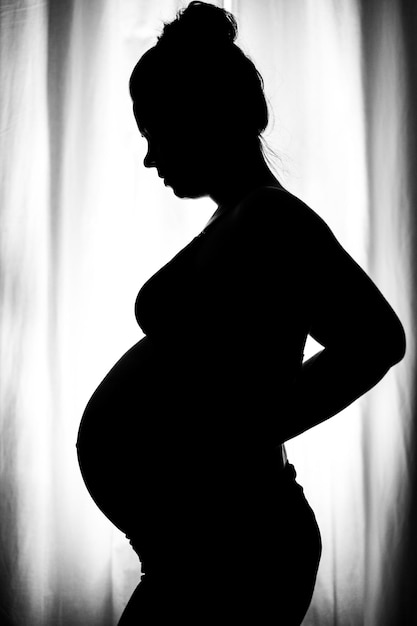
359 3 413 624
1 1 50 623
0 1 414 624
362 2 417 624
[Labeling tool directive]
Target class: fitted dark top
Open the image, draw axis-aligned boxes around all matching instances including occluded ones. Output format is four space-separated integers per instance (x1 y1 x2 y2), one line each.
135 185 310 403
77 186 314 569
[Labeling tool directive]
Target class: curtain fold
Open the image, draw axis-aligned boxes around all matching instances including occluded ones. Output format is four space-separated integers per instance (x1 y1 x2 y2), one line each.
0 1 414 624
1 1 51 623
363 2 417 624
359 3 413 624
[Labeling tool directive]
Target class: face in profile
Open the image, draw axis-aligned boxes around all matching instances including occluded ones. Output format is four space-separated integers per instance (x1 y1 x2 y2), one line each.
133 103 216 200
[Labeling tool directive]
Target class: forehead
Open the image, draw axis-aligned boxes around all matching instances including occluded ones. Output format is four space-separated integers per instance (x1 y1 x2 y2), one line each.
133 102 160 139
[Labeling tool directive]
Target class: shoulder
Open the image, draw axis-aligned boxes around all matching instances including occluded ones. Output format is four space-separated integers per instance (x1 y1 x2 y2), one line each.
197 184 336 276
229 185 332 250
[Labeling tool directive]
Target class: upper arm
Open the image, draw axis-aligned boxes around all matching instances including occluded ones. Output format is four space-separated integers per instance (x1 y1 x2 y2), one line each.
306 206 406 365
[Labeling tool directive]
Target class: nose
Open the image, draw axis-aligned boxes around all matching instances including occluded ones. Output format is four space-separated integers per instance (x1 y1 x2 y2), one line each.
144 144 157 169
144 152 155 169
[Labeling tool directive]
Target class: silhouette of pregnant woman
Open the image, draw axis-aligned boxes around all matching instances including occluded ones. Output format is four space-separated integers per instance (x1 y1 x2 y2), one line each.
77 3 406 623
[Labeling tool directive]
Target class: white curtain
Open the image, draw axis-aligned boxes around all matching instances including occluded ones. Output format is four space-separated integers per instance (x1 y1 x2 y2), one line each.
0 1 413 624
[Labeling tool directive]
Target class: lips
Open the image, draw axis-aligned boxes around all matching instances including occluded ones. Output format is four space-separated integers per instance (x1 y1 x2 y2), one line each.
157 171 170 186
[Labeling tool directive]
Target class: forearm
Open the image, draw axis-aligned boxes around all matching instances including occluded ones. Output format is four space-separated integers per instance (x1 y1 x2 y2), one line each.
278 346 396 444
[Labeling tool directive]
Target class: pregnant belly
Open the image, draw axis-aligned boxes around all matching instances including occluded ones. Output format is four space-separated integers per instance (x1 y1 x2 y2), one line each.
77 337 173 530
77 335 220 535
77 334 289 549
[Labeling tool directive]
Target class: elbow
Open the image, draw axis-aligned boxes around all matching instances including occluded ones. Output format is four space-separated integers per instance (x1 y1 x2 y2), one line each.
369 317 406 369
387 320 406 365
349 317 407 373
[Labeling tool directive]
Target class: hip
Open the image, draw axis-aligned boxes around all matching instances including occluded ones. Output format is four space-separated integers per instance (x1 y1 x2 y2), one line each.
126 459 320 577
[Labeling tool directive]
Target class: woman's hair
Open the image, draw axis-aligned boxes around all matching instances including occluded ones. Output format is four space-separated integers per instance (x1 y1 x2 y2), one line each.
129 1 269 147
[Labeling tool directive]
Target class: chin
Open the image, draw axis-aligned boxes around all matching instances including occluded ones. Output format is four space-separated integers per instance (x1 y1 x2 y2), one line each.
168 179 208 200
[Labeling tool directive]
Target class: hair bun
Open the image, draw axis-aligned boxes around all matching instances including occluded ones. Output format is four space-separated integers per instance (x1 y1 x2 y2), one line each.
158 1 238 50
130 0 269 140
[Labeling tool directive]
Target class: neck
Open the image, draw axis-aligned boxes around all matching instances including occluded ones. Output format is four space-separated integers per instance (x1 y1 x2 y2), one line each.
208 145 282 211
